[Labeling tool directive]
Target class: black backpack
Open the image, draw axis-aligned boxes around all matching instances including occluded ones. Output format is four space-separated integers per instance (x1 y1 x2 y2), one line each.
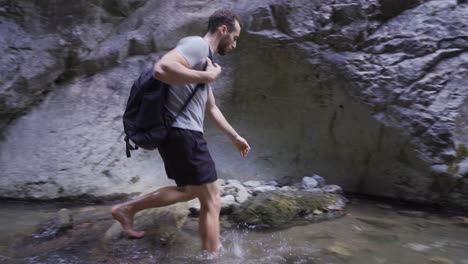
123 50 213 158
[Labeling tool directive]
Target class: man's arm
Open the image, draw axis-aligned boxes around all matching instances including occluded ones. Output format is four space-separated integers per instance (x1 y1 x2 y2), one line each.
206 88 250 157
153 49 220 85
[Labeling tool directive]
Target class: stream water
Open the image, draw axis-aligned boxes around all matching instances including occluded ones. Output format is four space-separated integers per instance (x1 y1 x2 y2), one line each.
0 197 467 264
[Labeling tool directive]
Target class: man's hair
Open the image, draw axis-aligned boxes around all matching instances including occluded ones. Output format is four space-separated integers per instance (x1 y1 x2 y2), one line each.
208 9 242 33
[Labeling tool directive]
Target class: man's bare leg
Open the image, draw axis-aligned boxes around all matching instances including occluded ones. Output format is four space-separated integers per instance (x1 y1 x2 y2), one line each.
189 181 221 253
111 186 196 238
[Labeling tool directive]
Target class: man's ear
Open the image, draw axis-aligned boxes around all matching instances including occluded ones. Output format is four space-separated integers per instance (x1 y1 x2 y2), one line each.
219 25 228 34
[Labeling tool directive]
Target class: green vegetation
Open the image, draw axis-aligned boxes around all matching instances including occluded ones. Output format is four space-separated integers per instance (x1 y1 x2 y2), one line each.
446 144 467 174
456 144 468 160
130 176 140 184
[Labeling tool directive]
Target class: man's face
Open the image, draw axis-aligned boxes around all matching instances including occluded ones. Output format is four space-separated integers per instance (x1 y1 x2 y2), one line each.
218 20 241 56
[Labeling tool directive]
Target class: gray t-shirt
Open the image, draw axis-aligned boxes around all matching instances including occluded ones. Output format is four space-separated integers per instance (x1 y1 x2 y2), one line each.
166 36 211 132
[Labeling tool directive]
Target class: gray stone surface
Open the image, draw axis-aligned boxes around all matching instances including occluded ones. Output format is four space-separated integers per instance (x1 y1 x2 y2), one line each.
459 158 468 177
322 185 344 194
302 177 319 190
252 185 277 194
312 175 327 188
0 0 467 210
243 180 262 188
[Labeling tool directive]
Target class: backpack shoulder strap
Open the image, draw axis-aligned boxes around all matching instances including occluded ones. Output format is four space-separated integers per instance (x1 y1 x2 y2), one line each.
169 48 214 126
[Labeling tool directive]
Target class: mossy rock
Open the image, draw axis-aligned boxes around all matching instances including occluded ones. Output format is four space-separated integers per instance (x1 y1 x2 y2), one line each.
230 191 342 228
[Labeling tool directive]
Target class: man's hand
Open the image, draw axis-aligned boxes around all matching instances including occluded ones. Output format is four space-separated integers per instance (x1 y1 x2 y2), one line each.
231 135 251 158
206 57 221 82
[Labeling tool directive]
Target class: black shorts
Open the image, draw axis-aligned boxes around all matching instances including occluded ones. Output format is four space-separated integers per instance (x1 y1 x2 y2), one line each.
158 127 217 187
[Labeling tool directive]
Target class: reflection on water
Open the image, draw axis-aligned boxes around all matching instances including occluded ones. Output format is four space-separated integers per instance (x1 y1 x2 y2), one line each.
0 198 467 264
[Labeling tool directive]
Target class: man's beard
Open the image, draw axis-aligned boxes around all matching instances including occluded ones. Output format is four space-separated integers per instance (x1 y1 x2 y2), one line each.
217 34 231 56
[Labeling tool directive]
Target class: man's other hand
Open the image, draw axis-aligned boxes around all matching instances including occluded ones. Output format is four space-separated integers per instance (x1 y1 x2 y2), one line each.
231 135 251 158
206 58 222 82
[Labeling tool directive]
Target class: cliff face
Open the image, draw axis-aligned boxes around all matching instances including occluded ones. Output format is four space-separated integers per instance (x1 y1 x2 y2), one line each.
0 0 467 209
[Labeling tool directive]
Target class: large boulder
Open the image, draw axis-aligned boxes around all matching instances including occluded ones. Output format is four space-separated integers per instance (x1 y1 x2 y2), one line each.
230 191 345 228
0 0 467 211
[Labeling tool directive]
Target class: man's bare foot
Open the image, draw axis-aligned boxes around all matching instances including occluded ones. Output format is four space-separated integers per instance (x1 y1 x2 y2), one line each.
111 204 145 239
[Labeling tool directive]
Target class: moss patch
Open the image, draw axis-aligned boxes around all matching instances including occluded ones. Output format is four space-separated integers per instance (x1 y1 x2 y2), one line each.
445 144 468 174
231 191 340 228
456 144 468 160
130 176 140 184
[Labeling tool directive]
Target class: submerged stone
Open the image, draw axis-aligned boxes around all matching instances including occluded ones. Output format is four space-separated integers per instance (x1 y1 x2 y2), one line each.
104 203 188 244
33 208 73 239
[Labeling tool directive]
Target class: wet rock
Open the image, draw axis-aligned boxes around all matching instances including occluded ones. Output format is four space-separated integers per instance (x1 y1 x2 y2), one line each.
305 188 324 193
312 209 323 215
231 191 342 228
104 203 188 243
33 208 73 239
242 180 262 188
327 197 347 211
221 194 237 207
312 175 326 188
251 185 277 194
222 180 251 204
322 185 343 194
301 176 318 190
328 242 353 257
265 180 279 186
223 180 244 191
57 208 73 227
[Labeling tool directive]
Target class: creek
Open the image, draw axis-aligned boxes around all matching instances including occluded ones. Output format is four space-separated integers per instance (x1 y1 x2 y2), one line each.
0 197 467 264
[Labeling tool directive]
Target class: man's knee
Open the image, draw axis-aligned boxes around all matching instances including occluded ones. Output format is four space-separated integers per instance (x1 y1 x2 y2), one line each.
187 181 221 211
178 186 198 201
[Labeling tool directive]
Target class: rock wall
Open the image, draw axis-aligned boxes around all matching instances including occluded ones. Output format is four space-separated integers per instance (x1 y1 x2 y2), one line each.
0 0 467 209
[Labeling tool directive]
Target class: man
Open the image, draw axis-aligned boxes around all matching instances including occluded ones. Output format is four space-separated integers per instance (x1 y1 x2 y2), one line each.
111 9 250 254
